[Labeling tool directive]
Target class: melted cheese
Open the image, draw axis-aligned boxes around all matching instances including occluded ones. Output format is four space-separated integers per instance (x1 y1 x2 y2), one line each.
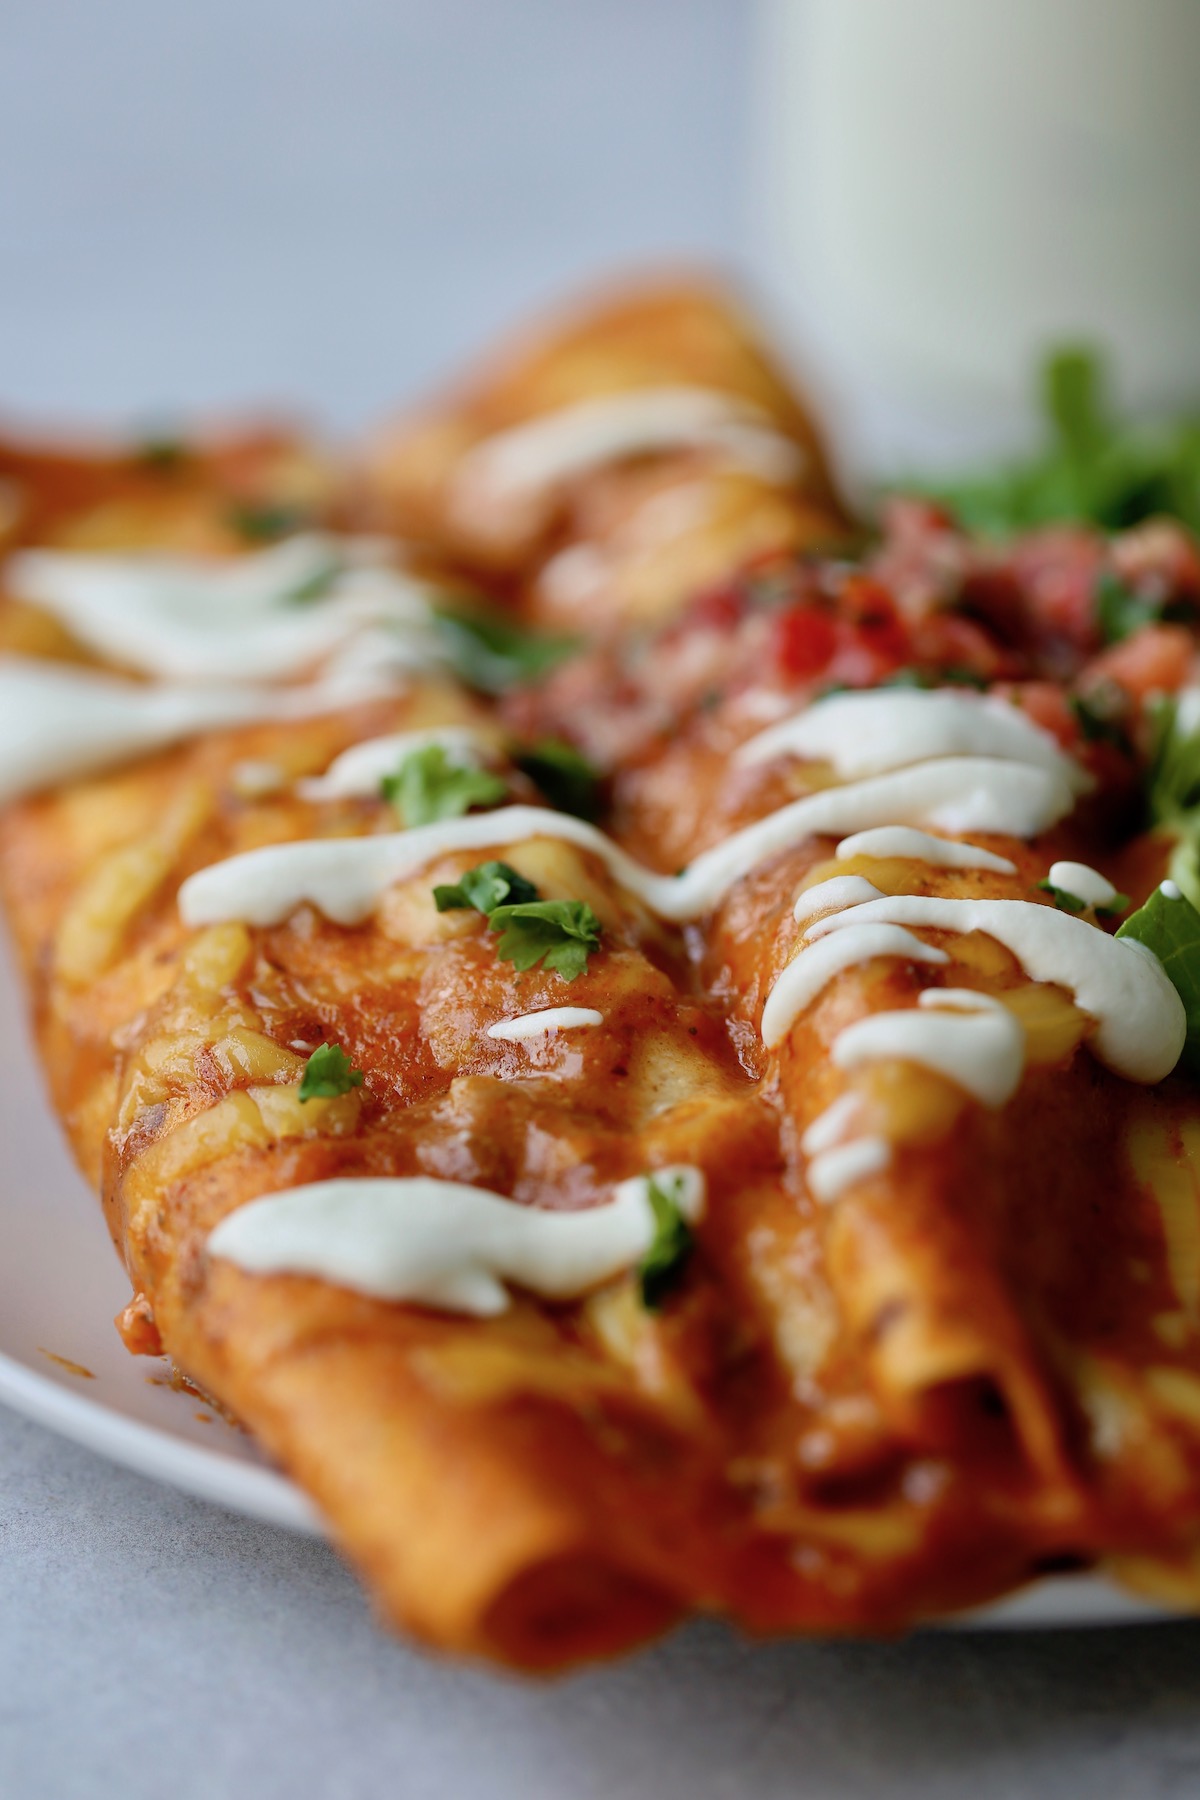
487 1008 604 1041
806 897 1184 1082
8 535 438 684
450 386 803 526
832 989 1026 1108
835 825 1017 876
180 759 1075 931
206 1166 705 1316
735 688 1091 792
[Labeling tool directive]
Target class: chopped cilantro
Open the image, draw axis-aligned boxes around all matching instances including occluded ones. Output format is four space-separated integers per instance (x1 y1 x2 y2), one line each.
514 739 601 820
433 860 540 915
381 745 506 827
1148 697 1200 828
1095 573 1164 646
1117 885 1200 1076
134 434 190 473
228 501 313 543
637 1172 695 1310
1069 686 1133 754
282 551 343 607
298 1042 365 1101
433 604 579 693
487 898 602 980
1037 878 1128 918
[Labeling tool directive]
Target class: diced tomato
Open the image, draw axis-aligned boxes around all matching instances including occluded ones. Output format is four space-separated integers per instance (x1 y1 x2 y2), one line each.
838 575 910 665
1006 527 1107 650
687 582 746 632
992 681 1080 750
1082 623 1194 701
772 603 838 680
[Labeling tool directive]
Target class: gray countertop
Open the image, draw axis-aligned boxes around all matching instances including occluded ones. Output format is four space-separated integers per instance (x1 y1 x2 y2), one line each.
4 3 1200 1793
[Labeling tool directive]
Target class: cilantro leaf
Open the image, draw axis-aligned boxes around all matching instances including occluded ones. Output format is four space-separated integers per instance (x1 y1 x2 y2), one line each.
381 745 506 827
487 899 602 980
282 551 343 606
1037 878 1128 918
228 501 313 544
1036 880 1087 914
515 738 601 819
1070 686 1133 753
434 605 579 693
134 435 190 473
433 860 540 915
1095 572 1163 646
1117 885 1200 1076
1147 696 1200 829
299 1042 365 1101
638 1172 696 1310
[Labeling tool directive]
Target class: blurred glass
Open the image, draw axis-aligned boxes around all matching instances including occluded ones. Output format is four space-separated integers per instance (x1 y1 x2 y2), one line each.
755 0 1200 469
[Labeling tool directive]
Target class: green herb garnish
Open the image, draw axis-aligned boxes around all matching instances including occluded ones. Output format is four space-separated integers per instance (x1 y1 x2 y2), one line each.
901 345 1200 537
637 1172 696 1310
1069 687 1133 753
514 739 601 819
1037 878 1128 918
298 1042 365 1101
381 745 506 827
228 501 313 543
487 899 602 980
434 605 579 693
282 552 343 606
134 435 190 473
433 860 539 915
1117 885 1200 1076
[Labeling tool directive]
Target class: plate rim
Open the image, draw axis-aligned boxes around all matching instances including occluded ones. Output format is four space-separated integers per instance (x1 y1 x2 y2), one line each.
0 1347 321 1535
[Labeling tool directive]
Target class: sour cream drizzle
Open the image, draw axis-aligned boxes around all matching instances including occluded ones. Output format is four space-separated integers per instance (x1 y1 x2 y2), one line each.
179 757 1076 930
0 659 404 805
792 875 885 923
832 989 1027 1108
206 1166 704 1316
807 1137 892 1205
734 688 1092 793
761 925 949 1049
487 1008 603 1041
1045 860 1121 909
805 897 1184 1083
8 535 439 684
297 728 494 801
450 386 804 528
835 826 1017 876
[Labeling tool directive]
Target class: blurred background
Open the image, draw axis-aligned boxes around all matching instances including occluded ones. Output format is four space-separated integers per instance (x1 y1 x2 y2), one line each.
5 0 1200 465
1 0 750 432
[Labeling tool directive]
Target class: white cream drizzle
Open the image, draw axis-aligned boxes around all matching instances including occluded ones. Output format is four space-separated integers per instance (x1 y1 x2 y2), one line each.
807 1137 892 1204
7 535 440 685
734 688 1091 793
487 1008 604 1042
832 989 1026 1108
179 759 1076 931
792 875 885 923
0 658 403 805
450 386 804 531
206 1165 705 1317
800 1092 863 1157
297 728 493 801
1045 860 1121 909
760 925 949 1049
835 825 1017 876
805 897 1184 1082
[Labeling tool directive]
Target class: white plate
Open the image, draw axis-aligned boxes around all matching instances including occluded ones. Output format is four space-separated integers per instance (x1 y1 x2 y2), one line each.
0 926 1165 1628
